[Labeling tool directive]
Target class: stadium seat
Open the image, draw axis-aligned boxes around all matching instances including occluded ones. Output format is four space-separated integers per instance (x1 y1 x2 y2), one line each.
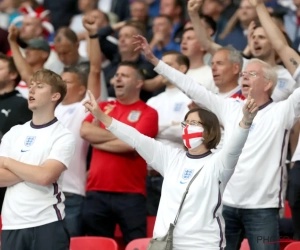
284 201 292 218
125 238 151 250
284 242 300 250
240 239 250 250
70 236 118 250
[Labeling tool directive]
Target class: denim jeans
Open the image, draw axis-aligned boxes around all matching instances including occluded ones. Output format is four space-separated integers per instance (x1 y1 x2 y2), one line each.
223 205 280 250
64 193 84 237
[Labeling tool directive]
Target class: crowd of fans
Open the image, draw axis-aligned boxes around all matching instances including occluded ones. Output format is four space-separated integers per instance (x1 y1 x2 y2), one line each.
1 0 300 249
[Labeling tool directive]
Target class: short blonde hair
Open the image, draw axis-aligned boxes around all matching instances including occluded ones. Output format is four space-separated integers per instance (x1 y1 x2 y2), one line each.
31 69 67 105
247 58 277 96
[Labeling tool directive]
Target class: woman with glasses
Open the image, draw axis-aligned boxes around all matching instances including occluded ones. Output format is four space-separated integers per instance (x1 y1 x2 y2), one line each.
83 89 258 250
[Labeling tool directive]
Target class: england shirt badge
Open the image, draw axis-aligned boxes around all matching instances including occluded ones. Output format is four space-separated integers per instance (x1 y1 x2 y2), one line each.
128 111 141 122
24 136 36 147
180 169 194 184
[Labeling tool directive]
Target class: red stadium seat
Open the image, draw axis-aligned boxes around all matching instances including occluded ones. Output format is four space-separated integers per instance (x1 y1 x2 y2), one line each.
146 216 156 238
284 242 300 250
125 238 151 250
70 236 118 250
240 239 250 250
284 201 292 218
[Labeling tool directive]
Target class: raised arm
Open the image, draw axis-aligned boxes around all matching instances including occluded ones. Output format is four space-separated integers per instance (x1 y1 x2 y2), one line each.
250 0 300 76
188 0 221 55
83 91 174 176
83 15 101 99
133 35 229 124
8 25 33 85
215 90 258 183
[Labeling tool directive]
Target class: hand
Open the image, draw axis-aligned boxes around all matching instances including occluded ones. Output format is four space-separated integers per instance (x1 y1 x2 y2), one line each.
188 0 203 15
247 21 255 45
83 90 103 119
92 118 100 126
8 25 19 42
242 88 258 123
152 33 164 44
248 0 263 7
188 101 199 110
133 35 158 64
82 15 98 35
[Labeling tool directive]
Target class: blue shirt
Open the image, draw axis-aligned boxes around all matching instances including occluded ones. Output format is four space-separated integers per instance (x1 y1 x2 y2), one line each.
153 41 181 59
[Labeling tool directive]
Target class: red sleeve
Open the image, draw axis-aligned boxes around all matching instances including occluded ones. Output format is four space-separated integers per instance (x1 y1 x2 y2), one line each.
134 106 159 138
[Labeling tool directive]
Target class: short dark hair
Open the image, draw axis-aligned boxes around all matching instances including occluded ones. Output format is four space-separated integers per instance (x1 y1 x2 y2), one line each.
154 14 173 25
118 61 145 80
162 50 190 72
63 66 88 88
54 27 78 44
123 20 146 37
0 53 21 87
184 108 221 150
200 14 217 36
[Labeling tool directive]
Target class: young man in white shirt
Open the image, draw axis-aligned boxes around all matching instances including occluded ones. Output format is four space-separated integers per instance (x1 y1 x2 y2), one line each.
250 0 300 240
181 27 217 93
133 21 300 250
146 50 191 215
55 15 101 237
0 69 75 250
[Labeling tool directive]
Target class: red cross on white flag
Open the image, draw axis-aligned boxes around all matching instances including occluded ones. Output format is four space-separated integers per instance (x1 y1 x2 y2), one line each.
182 124 204 149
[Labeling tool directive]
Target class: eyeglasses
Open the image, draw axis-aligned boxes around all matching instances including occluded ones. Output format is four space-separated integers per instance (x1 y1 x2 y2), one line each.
181 120 203 128
239 71 270 80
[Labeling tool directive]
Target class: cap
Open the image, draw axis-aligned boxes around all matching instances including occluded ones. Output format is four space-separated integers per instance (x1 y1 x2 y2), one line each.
26 38 51 53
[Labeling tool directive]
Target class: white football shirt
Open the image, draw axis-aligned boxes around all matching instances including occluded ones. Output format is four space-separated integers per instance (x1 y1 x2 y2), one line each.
155 60 300 208
107 118 250 250
55 97 89 196
0 118 75 230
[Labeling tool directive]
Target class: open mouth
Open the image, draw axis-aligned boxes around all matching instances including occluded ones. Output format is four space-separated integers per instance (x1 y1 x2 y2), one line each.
115 84 124 90
254 46 262 53
242 84 250 89
28 96 35 102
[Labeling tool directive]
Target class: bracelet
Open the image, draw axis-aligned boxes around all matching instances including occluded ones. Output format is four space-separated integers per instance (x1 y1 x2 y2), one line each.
89 33 98 39
242 119 252 127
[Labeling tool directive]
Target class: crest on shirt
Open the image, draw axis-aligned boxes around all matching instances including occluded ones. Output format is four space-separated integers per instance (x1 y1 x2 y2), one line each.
182 169 194 180
24 136 36 147
174 103 183 112
278 80 286 89
128 111 141 122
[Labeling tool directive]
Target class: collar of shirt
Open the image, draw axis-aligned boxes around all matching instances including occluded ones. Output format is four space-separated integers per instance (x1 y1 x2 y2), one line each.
0 90 20 101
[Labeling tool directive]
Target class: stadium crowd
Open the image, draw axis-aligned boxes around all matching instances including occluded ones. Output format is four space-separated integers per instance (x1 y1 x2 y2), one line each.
0 0 300 249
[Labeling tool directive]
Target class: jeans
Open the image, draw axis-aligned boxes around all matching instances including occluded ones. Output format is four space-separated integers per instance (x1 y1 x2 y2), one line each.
223 205 280 250
64 193 84 237
146 175 163 216
82 191 146 244
288 161 300 240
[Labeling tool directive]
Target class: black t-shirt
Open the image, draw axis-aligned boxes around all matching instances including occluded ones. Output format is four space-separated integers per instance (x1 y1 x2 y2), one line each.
0 90 32 139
